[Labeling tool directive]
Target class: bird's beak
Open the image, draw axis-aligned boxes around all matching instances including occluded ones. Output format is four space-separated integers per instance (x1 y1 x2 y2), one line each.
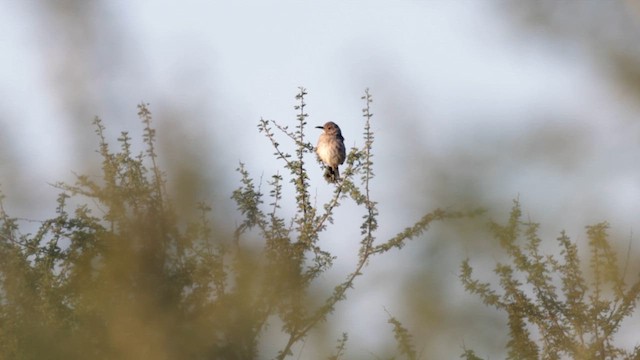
315 126 324 129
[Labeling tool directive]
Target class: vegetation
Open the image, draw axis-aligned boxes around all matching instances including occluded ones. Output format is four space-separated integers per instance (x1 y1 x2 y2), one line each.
461 200 640 359
0 88 638 359
0 89 474 359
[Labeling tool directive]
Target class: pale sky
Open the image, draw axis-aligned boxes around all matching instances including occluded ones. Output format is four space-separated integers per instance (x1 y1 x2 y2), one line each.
2 1 640 357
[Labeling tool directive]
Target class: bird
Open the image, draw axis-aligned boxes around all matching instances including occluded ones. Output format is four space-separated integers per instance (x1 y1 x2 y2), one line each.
315 121 346 183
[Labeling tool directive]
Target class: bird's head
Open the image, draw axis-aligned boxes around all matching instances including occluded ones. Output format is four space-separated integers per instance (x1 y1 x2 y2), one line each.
316 122 341 135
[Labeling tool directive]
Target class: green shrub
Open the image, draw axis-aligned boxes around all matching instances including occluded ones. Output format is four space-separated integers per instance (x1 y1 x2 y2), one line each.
461 200 640 359
0 89 470 359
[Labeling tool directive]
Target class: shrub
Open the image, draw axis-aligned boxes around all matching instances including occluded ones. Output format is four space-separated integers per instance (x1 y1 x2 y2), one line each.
461 200 640 359
0 89 472 359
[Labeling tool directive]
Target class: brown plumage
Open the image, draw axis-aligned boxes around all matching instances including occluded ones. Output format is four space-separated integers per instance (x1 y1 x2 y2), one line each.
315 122 346 183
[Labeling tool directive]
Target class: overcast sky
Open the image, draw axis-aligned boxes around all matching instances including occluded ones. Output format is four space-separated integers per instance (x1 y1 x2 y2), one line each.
2 1 640 357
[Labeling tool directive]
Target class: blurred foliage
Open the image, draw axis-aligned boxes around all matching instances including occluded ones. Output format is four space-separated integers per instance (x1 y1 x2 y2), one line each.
461 200 640 359
0 91 476 359
501 0 640 102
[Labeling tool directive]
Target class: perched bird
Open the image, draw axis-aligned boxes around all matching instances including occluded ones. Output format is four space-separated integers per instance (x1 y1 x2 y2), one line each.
315 122 346 183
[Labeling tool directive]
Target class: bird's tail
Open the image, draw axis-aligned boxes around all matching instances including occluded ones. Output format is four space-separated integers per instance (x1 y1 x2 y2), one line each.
324 167 340 183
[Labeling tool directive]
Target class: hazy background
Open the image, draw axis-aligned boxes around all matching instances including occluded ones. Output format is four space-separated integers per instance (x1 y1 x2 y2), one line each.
2 1 640 358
